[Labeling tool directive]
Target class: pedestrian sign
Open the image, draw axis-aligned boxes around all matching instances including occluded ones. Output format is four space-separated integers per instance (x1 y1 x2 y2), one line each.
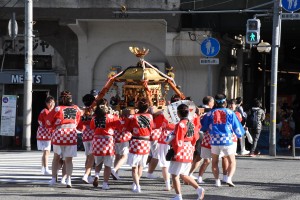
200 37 220 57
282 0 300 12
246 32 259 43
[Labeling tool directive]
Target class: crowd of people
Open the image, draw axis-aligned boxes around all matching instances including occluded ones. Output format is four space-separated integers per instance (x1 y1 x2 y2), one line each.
36 89 268 200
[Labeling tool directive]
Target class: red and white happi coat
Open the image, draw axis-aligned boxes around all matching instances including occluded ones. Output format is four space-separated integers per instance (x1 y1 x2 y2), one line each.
46 105 82 145
114 117 132 143
153 113 175 145
91 114 119 156
128 113 154 155
170 119 197 163
36 108 52 141
78 115 94 142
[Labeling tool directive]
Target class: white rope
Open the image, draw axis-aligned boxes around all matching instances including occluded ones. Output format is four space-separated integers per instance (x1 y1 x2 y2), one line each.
143 60 177 86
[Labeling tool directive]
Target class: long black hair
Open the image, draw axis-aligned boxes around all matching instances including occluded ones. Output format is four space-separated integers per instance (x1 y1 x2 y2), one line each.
94 99 109 128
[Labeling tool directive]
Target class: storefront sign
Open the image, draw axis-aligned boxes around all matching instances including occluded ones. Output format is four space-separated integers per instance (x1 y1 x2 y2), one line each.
0 71 59 85
0 95 17 136
11 74 42 84
2 37 54 55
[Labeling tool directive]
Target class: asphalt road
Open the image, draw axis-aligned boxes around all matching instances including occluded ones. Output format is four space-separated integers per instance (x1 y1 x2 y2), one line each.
0 151 300 200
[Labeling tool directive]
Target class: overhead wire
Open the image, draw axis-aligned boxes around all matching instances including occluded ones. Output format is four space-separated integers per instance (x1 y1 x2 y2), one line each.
0 0 13 9
0 0 21 19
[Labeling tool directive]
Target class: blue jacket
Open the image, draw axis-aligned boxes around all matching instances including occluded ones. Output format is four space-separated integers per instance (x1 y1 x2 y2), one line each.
201 108 245 146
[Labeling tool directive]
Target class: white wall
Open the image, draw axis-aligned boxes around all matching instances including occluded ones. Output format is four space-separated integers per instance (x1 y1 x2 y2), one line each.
166 31 222 105
69 19 167 105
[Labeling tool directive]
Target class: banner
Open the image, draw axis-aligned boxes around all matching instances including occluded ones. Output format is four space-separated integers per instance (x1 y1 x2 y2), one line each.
163 100 196 124
0 95 17 136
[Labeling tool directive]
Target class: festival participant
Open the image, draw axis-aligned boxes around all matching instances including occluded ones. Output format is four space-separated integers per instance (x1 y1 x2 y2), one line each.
146 109 162 179
111 108 133 180
236 97 250 155
197 96 215 184
169 104 205 200
90 100 119 190
221 99 242 183
127 98 154 193
36 95 55 175
47 91 82 188
91 98 108 187
155 94 181 191
201 94 245 187
188 107 202 179
77 94 95 184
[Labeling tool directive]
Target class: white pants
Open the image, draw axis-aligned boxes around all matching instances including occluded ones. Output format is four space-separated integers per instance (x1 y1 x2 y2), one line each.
53 145 77 158
37 140 51 151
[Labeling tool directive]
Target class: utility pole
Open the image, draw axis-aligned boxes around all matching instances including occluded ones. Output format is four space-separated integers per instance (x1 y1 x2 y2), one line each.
269 0 281 156
23 0 33 151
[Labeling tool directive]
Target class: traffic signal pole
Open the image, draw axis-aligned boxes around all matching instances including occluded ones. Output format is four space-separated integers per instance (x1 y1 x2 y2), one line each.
23 0 33 151
269 0 281 156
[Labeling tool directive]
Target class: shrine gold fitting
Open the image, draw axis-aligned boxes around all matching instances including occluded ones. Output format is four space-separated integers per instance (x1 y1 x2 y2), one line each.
129 46 149 58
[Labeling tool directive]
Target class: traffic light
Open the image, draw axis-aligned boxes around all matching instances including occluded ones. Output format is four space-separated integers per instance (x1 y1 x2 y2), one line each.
246 19 261 44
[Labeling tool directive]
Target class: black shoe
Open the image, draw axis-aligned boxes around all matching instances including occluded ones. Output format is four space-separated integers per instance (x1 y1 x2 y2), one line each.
93 177 99 187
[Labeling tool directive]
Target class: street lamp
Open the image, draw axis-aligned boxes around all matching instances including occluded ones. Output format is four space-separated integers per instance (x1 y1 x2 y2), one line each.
257 40 271 110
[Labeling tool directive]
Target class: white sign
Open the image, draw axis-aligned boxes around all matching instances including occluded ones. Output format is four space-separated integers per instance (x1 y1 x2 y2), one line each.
163 100 196 124
200 58 219 65
0 95 17 136
282 13 300 20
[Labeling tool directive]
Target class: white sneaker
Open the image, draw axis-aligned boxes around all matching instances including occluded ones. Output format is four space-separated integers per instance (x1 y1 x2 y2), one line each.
111 169 120 180
222 175 228 183
41 167 45 175
215 179 221 187
44 169 51 175
226 177 235 187
132 183 137 191
48 178 56 186
102 183 110 190
171 195 183 200
82 176 90 184
241 150 250 155
147 173 158 179
61 177 66 185
197 187 205 200
66 179 72 188
132 186 141 193
197 177 205 184
165 182 171 191
227 180 235 187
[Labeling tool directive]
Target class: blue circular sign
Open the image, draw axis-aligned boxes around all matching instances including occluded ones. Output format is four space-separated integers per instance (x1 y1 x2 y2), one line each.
282 0 300 12
200 37 220 57
2 97 8 103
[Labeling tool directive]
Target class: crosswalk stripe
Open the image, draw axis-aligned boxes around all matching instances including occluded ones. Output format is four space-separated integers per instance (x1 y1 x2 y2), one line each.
0 151 148 184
